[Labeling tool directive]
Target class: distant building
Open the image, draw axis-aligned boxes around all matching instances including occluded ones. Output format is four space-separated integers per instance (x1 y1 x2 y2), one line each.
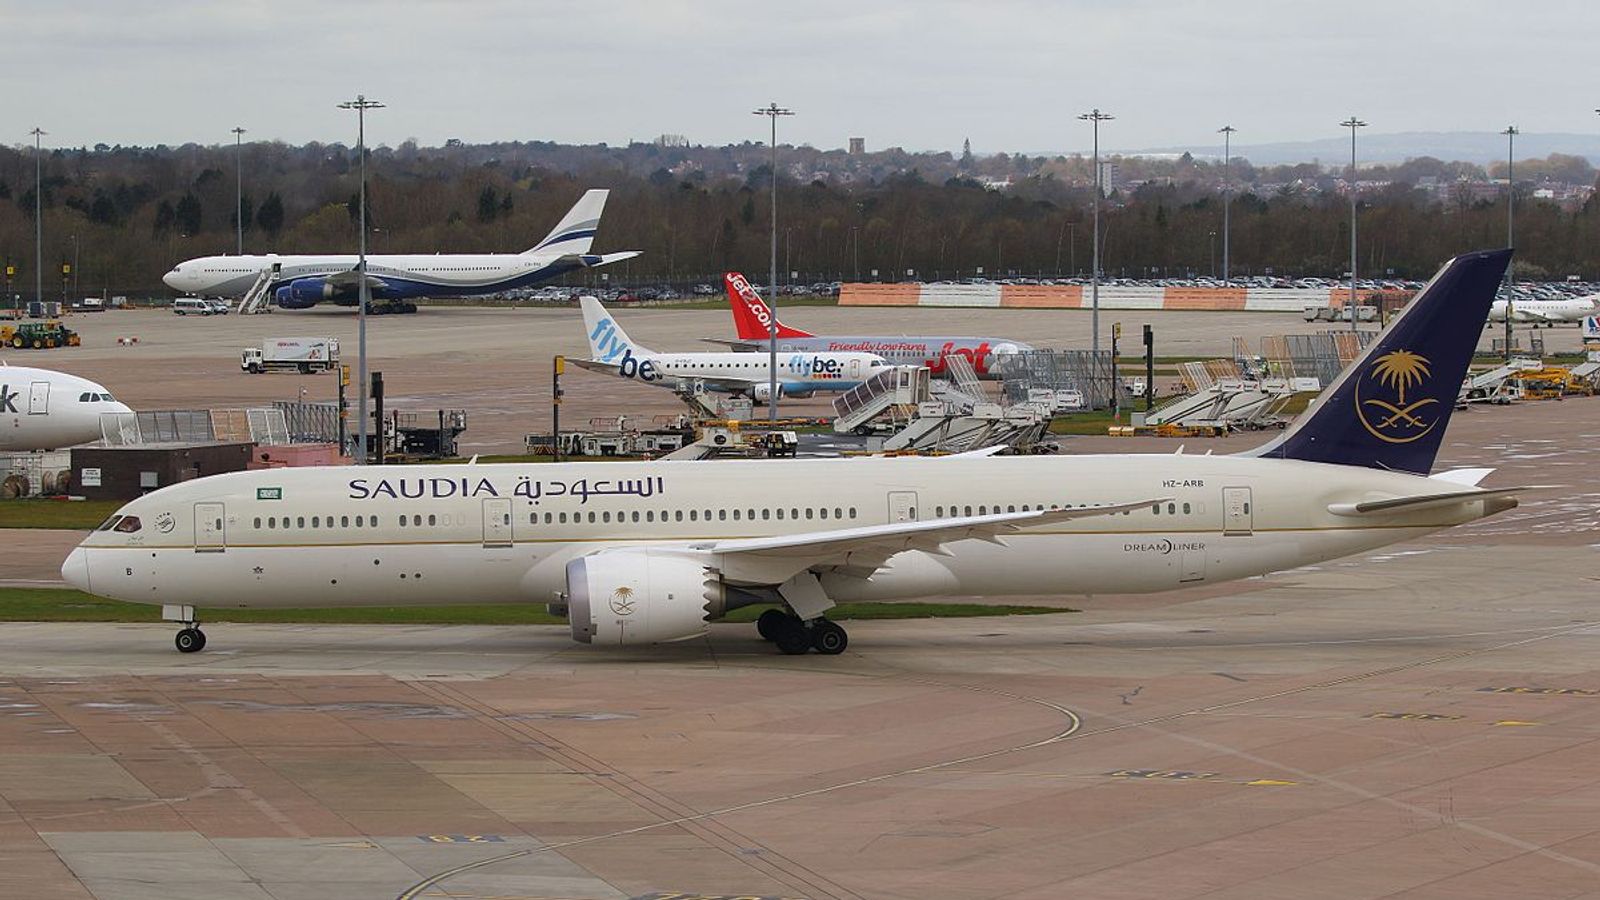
655 134 689 148
848 137 865 155
1098 162 1121 192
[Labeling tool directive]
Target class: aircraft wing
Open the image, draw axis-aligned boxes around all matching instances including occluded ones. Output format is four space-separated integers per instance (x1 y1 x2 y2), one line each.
1515 308 1564 322
692 499 1169 585
700 338 761 350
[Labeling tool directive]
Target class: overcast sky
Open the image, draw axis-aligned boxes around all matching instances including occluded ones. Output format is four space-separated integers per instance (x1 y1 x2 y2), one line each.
4 0 1597 155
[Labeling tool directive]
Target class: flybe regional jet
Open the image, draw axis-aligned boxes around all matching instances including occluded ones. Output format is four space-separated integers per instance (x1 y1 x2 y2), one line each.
64 250 1527 656
1 365 130 451
570 296 888 401
162 189 639 311
719 272 1032 378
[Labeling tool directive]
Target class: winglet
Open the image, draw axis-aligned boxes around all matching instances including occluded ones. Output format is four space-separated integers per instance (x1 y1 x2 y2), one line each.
725 272 813 340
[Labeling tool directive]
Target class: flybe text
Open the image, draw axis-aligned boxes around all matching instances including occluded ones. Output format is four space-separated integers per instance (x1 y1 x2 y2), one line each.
789 355 845 377
589 318 660 381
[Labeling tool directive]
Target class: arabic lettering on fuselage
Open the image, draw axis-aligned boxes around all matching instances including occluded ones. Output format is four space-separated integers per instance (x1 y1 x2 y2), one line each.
347 475 665 504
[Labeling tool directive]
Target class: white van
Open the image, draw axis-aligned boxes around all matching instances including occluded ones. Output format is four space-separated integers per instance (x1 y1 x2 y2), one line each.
172 297 213 316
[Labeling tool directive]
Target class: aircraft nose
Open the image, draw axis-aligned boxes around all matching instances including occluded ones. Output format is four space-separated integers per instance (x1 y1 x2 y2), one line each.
162 268 185 290
61 547 91 593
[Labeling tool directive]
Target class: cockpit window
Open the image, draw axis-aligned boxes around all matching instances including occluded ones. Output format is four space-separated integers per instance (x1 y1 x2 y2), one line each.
100 393 114 402
96 515 123 531
112 516 142 533
80 392 92 402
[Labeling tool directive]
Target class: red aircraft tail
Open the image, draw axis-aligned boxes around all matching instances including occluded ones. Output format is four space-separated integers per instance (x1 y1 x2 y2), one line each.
725 272 812 339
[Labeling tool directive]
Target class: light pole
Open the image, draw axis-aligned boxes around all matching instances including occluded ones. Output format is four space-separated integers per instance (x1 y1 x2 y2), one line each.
1340 117 1367 336
1208 230 1217 279
752 101 793 421
70 233 79 297
1079 109 1113 354
1502 124 1518 359
338 95 384 463
1218 125 1236 284
30 127 45 306
232 126 247 255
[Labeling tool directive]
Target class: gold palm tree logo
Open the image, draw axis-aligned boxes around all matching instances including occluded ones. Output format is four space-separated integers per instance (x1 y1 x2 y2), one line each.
1357 349 1438 443
609 586 637 616
1370 350 1431 405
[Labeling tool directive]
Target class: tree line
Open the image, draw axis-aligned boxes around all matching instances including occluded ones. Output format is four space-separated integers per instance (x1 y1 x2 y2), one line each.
0 140 1594 297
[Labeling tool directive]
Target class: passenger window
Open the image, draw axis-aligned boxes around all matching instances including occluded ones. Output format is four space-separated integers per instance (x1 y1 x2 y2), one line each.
297 516 306 528
689 510 698 521
964 505 973 516
776 508 785 520
544 512 553 524
675 510 684 521
849 507 857 519
253 517 261 529
399 516 407 527
647 511 655 522
559 512 568 523
1152 504 1160 514
587 512 596 523
718 509 727 521
1167 503 1176 515
820 507 829 519
762 509 771 520
835 507 843 519
268 517 276 528
1243 502 1251 514
790 508 799 520
603 511 612 523
428 514 437 526
1183 502 1191 514
632 511 640 523
412 515 421 526
1008 505 1016 513
311 516 320 528
732 509 740 521
979 506 987 515
341 515 349 527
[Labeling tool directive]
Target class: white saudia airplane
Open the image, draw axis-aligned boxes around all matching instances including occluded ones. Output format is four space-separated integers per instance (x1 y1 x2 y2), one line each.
63 250 1526 656
0 364 130 451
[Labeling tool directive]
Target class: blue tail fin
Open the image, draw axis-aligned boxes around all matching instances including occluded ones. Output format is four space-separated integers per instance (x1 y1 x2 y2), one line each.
1252 248 1511 474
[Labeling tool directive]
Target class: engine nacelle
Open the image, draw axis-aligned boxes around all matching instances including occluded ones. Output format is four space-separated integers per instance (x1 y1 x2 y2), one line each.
274 277 340 308
566 549 724 645
750 382 792 403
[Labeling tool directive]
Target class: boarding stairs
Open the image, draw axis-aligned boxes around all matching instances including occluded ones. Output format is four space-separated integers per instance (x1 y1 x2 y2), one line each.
1460 357 1542 404
1139 378 1299 430
236 270 276 314
832 366 931 434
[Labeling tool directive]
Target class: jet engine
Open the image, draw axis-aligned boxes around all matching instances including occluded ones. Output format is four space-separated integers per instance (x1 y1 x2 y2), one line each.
566 550 726 645
750 383 811 402
274 277 342 308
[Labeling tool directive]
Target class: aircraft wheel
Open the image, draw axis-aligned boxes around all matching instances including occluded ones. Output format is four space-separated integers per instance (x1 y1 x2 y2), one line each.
811 620 848 655
756 608 788 642
174 628 206 653
773 618 811 655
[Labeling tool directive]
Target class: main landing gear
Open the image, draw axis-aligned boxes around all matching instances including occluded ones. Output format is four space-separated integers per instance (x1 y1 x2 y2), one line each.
163 605 207 653
756 608 848 656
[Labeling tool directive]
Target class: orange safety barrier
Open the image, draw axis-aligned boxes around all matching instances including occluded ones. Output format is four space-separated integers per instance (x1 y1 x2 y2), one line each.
1000 285 1082 308
839 283 922 306
1163 287 1248 310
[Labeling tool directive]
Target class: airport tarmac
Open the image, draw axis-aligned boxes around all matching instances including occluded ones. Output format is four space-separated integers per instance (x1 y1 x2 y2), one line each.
3 394 1600 898
13 304 1588 456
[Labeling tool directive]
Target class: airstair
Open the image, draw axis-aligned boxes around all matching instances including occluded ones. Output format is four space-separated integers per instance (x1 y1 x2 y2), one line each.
1138 378 1300 431
236 270 276 314
1460 357 1542 404
832 366 930 434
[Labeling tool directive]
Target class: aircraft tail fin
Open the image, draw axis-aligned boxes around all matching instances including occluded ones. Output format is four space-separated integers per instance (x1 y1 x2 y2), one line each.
580 295 654 361
528 189 609 255
1583 315 1600 342
1250 248 1511 475
725 272 813 339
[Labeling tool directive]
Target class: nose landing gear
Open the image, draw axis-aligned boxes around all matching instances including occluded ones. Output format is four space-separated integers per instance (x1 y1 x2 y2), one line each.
175 627 207 653
163 604 207 653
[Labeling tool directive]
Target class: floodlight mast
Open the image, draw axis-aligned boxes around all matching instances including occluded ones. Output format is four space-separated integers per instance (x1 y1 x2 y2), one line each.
1218 125 1236 285
30 127 45 306
337 94 384 464
1078 108 1113 355
752 102 794 421
1340 116 1367 336
1501 124 1518 360
232 126 247 255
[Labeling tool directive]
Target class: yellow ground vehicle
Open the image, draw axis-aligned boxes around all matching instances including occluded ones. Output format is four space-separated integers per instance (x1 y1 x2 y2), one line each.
0 320 80 349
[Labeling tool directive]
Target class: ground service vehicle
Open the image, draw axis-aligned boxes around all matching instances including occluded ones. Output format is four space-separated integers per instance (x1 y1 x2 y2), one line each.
241 337 340 374
2 321 81 349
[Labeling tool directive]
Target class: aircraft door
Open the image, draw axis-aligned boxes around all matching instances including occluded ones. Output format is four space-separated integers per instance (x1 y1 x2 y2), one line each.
888 491 918 523
1223 487 1253 536
194 502 226 552
482 498 513 548
28 381 48 414
849 359 862 380
1180 551 1205 582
